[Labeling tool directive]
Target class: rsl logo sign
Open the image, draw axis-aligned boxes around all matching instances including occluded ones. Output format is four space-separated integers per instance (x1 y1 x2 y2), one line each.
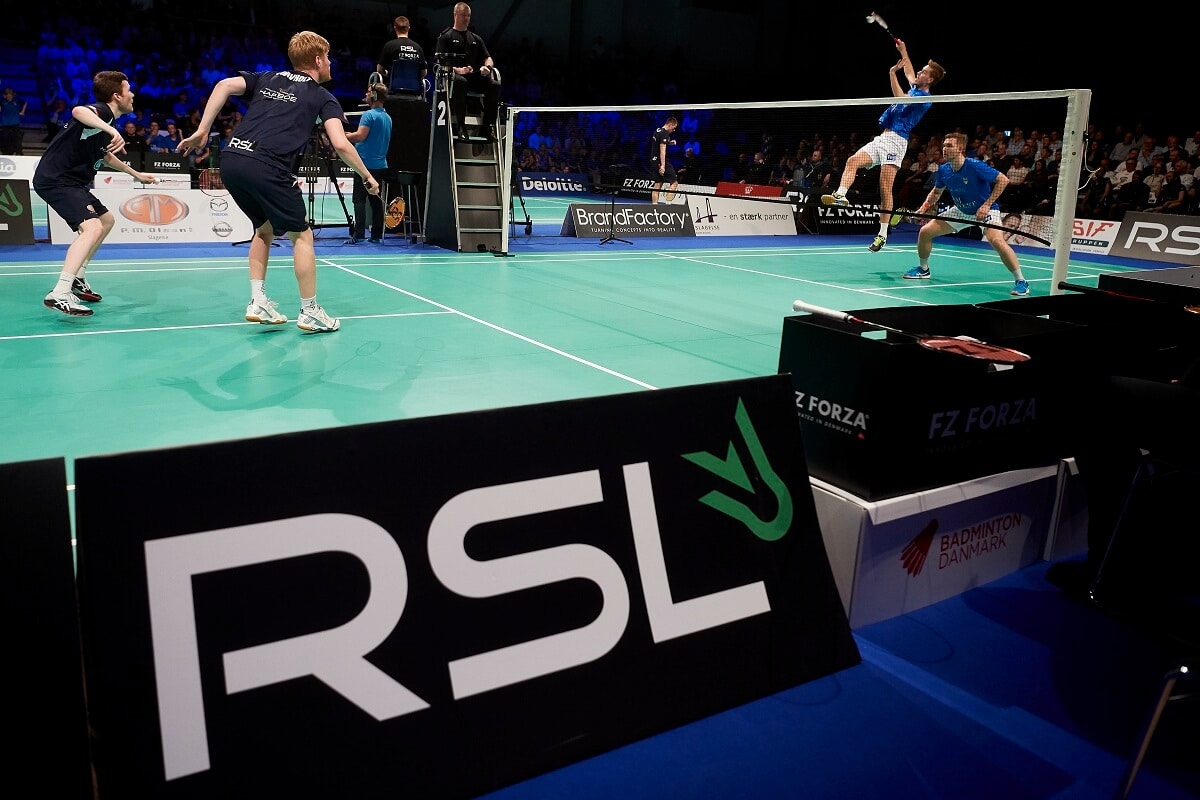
75 377 856 798
119 193 189 225
145 398 793 781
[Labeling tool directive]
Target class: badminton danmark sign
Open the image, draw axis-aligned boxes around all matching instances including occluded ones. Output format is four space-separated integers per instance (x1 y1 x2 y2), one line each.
74 375 856 798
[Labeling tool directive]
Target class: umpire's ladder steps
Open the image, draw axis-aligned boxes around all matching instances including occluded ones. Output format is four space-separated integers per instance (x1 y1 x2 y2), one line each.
451 129 505 253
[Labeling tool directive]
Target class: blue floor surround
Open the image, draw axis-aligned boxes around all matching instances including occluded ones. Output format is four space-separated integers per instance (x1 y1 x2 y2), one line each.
484 558 1197 800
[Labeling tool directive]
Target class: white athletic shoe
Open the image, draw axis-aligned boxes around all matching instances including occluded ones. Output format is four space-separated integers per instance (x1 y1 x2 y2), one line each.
297 305 340 333
245 298 287 324
821 193 850 207
44 292 93 316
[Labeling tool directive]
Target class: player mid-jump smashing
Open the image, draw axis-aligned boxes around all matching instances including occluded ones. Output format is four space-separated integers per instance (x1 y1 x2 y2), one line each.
823 39 944 253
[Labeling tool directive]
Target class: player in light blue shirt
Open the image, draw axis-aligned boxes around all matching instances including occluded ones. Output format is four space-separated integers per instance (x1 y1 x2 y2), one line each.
902 132 1031 296
822 39 944 254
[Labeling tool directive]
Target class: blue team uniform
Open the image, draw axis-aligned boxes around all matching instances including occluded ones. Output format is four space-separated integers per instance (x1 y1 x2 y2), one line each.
934 158 1001 215
878 86 931 138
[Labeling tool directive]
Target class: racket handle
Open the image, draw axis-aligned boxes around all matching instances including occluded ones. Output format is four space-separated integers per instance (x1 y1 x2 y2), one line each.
792 299 855 323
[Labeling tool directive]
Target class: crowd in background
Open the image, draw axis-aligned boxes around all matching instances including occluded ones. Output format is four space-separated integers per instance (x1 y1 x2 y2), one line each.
5 3 1198 221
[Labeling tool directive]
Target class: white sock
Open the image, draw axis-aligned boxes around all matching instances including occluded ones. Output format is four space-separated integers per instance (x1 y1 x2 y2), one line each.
54 271 75 295
250 280 267 303
300 296 319 312
836 186 847 196
919 257 930 269
878 224 888 237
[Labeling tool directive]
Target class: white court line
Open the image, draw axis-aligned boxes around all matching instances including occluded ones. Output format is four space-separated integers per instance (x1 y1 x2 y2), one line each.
323 259 658 390
0 311 451 342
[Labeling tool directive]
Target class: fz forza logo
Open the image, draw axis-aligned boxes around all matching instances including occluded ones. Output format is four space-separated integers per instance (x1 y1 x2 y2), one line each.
120 194 189 225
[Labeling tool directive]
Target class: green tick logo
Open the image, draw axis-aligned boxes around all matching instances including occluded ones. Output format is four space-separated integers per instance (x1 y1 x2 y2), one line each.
682 397 793 541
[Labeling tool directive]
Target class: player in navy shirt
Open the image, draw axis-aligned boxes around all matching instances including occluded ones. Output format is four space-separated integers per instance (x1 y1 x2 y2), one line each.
177 31 380 333
902 132 1031 296
648 116 679 204
822 39 944 253
33 70 160 316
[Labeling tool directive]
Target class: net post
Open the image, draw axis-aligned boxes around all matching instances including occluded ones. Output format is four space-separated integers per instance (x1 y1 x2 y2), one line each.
1050 89 1091 296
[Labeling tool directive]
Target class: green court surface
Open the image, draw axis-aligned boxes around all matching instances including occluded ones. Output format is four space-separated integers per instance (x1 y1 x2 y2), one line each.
1 193 1138 484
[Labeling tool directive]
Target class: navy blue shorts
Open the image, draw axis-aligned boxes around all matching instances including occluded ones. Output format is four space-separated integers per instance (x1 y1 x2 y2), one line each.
651 161 677 184
219 154 310 234
32 182 108 232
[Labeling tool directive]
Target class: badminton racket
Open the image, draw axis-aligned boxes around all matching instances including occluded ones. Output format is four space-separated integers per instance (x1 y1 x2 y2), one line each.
791 299 1032 363
817 197 1053 246
384 196 406 230
1058 281 1200 314
197 167 228 196
866 11 898 42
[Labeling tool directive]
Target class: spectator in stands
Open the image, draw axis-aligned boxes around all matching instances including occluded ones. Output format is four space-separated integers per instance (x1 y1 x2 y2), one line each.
143 120 160 150
34 70 159 317
1108 130 1136 164
1184 130 1199 159
1109 153 1140 190
896 149 935 209
1024 158 1057 215
1001 154 1030 209
1 87 28 155
436 2 499 141
676 146 702 186
44 96 69 143
1144 168 1187 214
215 124 235 151
171 90 191 120
377 15 427 97
1142 158 1167 199
744 151 771 185
150 119 182 152
176 30 379 334
1104 170 1150 219
1077 159 1113 219
1132 136 1158 171
902 132 1030 296
121 119 147 154
180 107 202 138
345 82 391 244
991 140 1013 174
1006 127 1026 158
822 39 945 254
1173 158 1195 191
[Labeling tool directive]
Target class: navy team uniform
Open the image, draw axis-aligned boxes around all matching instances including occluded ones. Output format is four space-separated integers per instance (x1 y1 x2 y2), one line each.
648 126 677 183
33 103 117 231
218 70 345 233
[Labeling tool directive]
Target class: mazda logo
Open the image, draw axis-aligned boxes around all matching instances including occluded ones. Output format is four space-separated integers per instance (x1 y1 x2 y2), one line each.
119 194 189 225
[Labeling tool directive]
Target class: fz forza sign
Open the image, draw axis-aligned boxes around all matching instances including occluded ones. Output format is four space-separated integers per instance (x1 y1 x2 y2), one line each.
75 376 856 799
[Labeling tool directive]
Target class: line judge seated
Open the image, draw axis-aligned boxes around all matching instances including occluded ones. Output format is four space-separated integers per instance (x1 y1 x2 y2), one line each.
377 15 427 102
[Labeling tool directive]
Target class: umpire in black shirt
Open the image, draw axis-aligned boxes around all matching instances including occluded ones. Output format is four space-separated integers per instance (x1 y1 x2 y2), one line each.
436 2 498 140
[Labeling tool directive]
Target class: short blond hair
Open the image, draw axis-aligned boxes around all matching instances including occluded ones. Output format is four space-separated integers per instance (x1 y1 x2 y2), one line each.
926 60 946 86
288 31 330 71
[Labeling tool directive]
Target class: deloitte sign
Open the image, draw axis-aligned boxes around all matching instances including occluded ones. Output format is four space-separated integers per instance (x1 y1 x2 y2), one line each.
518 171 589 195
